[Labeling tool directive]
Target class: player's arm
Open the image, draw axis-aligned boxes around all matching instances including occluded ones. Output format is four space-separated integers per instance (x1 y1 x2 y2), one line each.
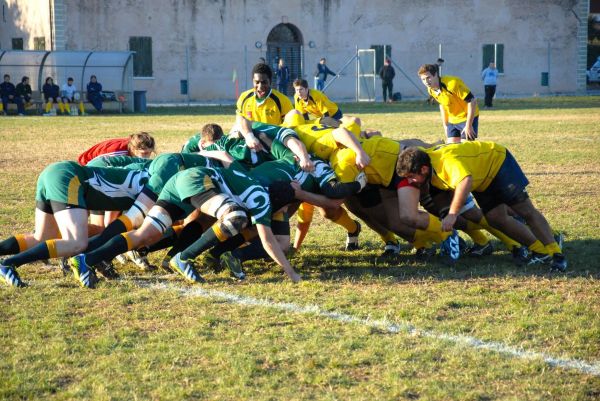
197 150 235 168
319 172 367 199
331 127 370 169
282 137 315 172
463 96 477 140
443 175 472 231
235 114 263 151
256 223 301 282
290 181 344 209
439 104 449 137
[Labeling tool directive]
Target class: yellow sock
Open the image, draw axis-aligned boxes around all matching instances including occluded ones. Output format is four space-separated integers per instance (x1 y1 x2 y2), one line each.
296 202 314 224
121 232 136 251
15 234 28 252
463 227 489 246
45 102 52 112
528 240 547 254
79 102 85 114
545 242 561 255
476 216 521 251
413 229 433 249
0 103 3 112
333 209 358 234
58 103 65 113
64 103 71 113
46 239 58 258
380 231 397 244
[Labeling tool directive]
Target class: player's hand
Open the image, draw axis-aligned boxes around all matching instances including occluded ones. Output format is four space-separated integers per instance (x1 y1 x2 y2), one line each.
462 126 476 141
298 157 315 172
355 151 371 169
243 133 264 151
355 171 368 191
287 269 302 283
441 213 458 232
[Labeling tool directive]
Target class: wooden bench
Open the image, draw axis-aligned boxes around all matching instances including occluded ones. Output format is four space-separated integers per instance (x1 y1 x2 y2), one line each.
4 90 127 114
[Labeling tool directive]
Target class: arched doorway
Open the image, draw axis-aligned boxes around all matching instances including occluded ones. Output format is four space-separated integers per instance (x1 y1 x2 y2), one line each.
266 23 303 96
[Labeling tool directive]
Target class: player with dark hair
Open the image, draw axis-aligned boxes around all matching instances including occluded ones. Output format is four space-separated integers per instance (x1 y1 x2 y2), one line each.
396 142 566 271
235 63 294 152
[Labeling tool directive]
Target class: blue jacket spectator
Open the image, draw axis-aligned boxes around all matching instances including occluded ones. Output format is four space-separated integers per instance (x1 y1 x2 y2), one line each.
481 62 499 108
276 59 290 95
316 58 336 91
86 75 103 111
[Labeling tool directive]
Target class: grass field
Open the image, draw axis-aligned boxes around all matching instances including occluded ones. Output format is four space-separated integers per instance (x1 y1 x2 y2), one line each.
1 97 599 400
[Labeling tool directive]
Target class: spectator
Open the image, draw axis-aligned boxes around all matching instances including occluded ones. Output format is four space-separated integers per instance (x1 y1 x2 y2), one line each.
42 77 65 115
315 58 336 91
87 75 103 112
379 58 395 103
481 62 499 108
62 77 85 115
0 74 25 116
276 58 290 95
15 76 33 110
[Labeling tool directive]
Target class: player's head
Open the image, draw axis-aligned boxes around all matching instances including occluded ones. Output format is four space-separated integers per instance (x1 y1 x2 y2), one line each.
21 76 29 84
90 75 97 83
417 64 440 89
320 58 326 64
252 63 272 98
67 77 74 84
128 132 156 159
268 181 296 213
3 74 10 82
293 78 309 99
45 77 53 85
200 123 224 147
396 147 432 186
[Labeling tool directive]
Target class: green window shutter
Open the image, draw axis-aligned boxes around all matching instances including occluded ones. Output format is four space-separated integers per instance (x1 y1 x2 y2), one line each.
496 44 504 73
130 37 153 77
482 44 494 69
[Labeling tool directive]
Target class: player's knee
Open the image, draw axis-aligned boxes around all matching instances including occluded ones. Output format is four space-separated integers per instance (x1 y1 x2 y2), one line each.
219 205 248 237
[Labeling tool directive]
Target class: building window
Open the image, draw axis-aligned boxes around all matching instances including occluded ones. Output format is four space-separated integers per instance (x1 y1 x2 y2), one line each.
34 37 45 50
482 43 504 73
12 38 23 50
129 37 153 77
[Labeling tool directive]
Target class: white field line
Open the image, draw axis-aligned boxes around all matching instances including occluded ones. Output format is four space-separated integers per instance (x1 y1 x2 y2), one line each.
137 281 600 377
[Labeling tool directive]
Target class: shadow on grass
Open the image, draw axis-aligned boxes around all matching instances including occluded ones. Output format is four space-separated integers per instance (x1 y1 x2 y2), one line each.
285 238 600 283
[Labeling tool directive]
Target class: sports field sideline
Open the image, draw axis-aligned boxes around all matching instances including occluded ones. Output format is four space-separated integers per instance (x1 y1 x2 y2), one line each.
1 97 599 400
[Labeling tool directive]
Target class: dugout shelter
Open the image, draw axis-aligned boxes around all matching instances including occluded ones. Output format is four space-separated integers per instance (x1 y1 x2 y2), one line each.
0 50 134 112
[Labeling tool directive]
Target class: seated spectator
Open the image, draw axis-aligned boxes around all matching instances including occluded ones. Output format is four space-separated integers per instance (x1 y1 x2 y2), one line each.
0 74 25 116
42 77 66 115
61 77 85 115
87 75 103 112
15 76 33 110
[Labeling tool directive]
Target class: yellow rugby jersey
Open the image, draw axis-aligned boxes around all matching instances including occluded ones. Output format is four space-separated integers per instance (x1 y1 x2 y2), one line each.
293 122 361 161
330 136 401 186
236 88 293 124
426 141 507 192
428 75 480 124
294 89 339 118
